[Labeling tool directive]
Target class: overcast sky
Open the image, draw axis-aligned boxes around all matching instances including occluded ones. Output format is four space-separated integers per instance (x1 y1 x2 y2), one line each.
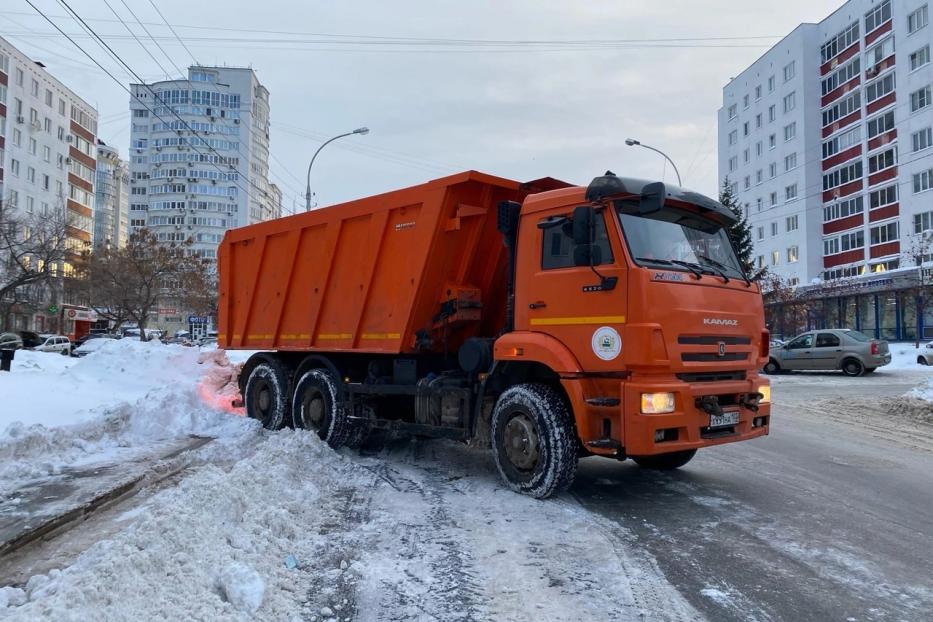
4 0 843 210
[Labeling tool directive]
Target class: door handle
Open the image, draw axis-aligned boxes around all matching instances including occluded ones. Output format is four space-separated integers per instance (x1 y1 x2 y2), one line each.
529 301 547 310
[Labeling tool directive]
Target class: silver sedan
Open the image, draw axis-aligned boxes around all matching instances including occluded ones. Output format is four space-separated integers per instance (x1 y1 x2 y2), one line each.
763 329 891 376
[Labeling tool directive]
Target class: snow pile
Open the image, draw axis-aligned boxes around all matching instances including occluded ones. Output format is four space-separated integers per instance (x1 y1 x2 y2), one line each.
886 343 930 370
0 432 357 621
0 340 255 488
907 377 933 405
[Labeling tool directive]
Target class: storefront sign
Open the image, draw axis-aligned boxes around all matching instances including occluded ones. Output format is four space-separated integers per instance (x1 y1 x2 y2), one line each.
188 316 209 325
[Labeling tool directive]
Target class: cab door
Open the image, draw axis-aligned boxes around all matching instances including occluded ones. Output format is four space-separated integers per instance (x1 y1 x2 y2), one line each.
514 205 627 370
813 332 842 369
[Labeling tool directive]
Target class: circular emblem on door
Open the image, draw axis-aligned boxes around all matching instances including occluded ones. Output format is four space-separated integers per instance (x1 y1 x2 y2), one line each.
591 326 622 361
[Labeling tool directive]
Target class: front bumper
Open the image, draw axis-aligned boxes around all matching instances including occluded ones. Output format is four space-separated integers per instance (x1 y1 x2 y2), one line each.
622 375 771 456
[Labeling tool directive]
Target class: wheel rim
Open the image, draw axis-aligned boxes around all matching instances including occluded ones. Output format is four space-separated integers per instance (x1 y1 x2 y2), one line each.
844 361 859 375
503 412 540 472
301 390 328 433
250 378 273 421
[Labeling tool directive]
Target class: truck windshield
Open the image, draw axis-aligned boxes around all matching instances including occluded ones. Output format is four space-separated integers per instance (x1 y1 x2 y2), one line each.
615 202 746 279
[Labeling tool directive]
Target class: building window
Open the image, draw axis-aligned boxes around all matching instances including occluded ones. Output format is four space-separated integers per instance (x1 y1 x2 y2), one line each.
27 166 35 184
12 128 21 147
728 129 737 145
756 198 763 212
867 147 896 174
910 45 930 71
908 5 929 34
771 222 778 236
786 215 799 231
785 183 798 200
867 111 895 139
866 73 896 104
769 134 776 149
770 162 777 178
755 85 762 100
757 226 764 241
768 105 776 122
911 85 932 112
869 184 897 209
42 174 49 190
915 209 933 233
870 222 899 245
744 148 750 163
758 255 765 269
865 0 892 32
913 169 933 193
824 195 865 222
823 161 863 190
743 94 750 108
768 75 775 92
10 159 19 176
744 176 751 190
783 61 795 82
729 156 738 172
822 58 860 96
756 113 762 128
823 92 861 127
43 146 50 162
913 127 933 152
783 91 796 113
728 104 737 120
783 122 796 141
770 192 778 206
867 37 895 67
15 68 23 86
756 141 763 156
757 169 763 184
771 250 780 265
788 246 799 262
785 153 797 171
28 138 36 155
821 21 860 63
743 121 749 136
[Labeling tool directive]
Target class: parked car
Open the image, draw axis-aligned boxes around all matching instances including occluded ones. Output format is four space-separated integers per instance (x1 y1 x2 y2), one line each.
763 329 890 376
0 332 23 350
72 336 115 357
19 331 43 349
35 334 72 355
918 341 933 365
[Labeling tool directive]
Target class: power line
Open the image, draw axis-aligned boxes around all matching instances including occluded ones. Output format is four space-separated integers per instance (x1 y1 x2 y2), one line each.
117 0 186 78
145 0 199 66
101 0 171 80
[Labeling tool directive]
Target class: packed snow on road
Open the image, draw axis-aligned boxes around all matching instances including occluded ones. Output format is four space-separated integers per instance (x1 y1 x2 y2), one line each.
0 340 704 620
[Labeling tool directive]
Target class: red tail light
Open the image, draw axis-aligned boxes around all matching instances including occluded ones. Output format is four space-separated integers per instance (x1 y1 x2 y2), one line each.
761 330 770 359
871 341 879 355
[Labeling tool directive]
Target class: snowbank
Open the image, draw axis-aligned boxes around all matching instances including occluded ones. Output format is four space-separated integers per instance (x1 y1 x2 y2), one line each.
0 340 256 488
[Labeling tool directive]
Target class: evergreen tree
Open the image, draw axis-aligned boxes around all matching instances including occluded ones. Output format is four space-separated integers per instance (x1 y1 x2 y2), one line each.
719 178 756 277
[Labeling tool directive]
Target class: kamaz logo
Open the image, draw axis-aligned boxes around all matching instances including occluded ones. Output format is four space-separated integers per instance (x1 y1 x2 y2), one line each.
703 318 738 326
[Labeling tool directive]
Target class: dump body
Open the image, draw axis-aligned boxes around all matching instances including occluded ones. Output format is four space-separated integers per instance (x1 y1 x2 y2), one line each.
218 171 562 353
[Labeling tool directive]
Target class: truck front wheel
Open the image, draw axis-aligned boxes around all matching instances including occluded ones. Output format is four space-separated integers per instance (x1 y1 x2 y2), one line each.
244 361 289 430
632 449 697 470
491 384 578 499
292 369 352 448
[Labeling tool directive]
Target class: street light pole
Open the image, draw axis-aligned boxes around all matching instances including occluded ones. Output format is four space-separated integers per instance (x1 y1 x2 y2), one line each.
305 127 370 211
624 138 683 187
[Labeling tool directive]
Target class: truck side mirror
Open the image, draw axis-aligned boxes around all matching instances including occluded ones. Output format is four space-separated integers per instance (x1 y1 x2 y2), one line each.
573 244 602 267
572 205 593 246
639 182 666 215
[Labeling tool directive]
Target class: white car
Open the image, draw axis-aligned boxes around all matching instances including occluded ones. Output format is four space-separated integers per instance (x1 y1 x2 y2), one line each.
35 334 71 355
918 341 933 365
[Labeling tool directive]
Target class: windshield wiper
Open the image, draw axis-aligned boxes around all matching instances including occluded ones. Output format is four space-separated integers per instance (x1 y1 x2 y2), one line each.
696 254 750 286
694 254 730 283
669 259 709 280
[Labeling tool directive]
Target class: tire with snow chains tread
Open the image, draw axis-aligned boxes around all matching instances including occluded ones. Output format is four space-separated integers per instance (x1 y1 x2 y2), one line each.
491 383 578 499
244 360 289 430
632 449 697 470
292 369 353 448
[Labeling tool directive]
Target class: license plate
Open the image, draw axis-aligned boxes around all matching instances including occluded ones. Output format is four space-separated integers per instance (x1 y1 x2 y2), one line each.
709 410 739 428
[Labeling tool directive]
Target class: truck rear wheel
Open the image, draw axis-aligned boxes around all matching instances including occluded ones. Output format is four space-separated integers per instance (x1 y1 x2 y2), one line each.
292 369 352 448
632 449 697 470
244 361 289 430
491 384 578 499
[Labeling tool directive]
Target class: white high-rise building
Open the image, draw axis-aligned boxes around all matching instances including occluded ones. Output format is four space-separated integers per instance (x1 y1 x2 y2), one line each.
128 66 280 262
95 141 129 248
0 37 99 335
719 0 933 341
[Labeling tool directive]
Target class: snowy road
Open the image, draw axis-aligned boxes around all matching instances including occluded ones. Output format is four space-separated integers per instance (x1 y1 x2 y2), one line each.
573 369 933 622
2 342 931 620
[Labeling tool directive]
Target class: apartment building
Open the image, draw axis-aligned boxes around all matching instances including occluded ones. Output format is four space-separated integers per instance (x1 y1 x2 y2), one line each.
719 0 933 340
128 66 281 264
94 141 129 249
0 36 99 335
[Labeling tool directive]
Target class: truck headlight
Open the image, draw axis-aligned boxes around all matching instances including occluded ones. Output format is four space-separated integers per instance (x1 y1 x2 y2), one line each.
758 385 771 404
641 392 676 414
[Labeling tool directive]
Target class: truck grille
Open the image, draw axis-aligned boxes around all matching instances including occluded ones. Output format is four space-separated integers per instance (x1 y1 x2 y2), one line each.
677 335 751 345
677 371 746 382
681 352 749 362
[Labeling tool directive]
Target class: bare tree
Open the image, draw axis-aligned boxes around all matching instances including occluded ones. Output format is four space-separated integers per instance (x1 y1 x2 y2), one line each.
83 228 213 340
902 232 933 347
0 196 71 331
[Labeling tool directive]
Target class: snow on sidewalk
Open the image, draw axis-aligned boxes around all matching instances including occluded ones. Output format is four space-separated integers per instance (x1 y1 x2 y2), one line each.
0 431 700 621
0 340 255 490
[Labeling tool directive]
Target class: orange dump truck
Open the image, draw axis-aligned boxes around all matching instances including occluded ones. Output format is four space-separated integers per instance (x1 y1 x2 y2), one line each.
218 170 771 498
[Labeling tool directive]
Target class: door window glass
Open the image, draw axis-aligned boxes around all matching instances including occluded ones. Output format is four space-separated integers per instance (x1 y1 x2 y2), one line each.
816 333 841 347
788 334 813 349
540 210 613 269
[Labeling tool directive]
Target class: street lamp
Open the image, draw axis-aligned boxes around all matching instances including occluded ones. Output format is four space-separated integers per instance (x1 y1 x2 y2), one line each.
624 138 683 187
305 127 370 211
